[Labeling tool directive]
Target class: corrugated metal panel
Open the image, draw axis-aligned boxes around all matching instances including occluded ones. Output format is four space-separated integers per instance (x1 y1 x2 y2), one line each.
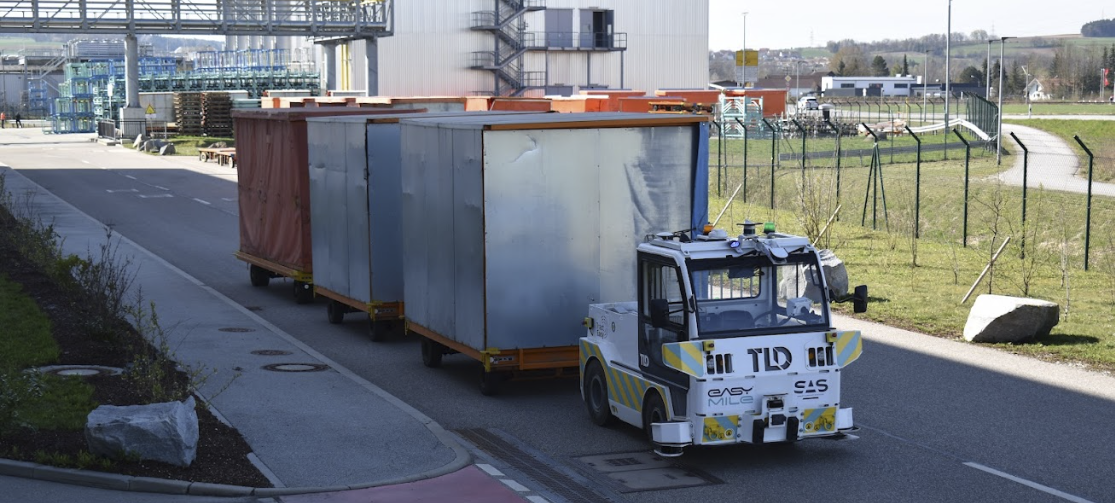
365 122 404 303
400 113 708 351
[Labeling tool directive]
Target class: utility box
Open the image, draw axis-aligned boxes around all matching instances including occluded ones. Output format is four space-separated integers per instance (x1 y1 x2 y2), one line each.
399 113 710 390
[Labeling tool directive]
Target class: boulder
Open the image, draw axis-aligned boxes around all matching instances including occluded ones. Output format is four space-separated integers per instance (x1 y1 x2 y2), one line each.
963 295 1059 343
85 396 199 466
818 249 849 298
132 134 145 148
159 143 176 156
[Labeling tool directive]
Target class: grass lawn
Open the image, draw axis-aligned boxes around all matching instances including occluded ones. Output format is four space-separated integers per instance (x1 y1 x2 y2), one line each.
1002 103 1115 115
708 130 1115 373
0 275 96 434
125 136 235 157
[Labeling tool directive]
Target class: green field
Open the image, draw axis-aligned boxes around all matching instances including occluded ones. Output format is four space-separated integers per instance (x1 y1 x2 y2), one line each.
709 125 1115 373
1003 103 1115 115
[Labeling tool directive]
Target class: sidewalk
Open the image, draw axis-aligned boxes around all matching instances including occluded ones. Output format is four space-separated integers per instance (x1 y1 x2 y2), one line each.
0 159 526 502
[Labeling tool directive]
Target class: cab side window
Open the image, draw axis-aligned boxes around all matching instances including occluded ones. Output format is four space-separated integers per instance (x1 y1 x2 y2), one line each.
642 262 685 326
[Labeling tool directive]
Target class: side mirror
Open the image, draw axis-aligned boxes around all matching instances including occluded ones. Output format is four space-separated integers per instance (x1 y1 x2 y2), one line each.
649 298 669 328
853 285 868 313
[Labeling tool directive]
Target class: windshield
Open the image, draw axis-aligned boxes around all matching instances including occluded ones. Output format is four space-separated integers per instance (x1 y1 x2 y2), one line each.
689 254 829 337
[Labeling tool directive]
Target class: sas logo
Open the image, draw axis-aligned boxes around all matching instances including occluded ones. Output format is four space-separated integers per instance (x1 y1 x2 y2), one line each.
707 386 754 407
794 379 829 395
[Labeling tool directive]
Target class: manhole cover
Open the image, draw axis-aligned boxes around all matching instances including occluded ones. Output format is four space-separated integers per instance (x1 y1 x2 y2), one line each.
261 363 329 372
251 350 293 356
219 327 256 333
575 451 721 492
31 365 124 377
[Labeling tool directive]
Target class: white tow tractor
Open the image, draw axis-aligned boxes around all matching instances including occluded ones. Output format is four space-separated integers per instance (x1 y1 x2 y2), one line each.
580 222 867 456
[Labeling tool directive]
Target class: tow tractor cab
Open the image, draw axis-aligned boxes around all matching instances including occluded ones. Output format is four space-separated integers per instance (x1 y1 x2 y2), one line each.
580 222 867 456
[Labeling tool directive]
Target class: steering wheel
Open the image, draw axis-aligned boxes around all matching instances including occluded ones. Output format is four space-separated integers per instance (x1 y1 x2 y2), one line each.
753 309 787 328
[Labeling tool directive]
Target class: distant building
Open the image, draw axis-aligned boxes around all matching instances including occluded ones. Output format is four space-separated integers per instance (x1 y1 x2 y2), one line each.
1025 79 1051 101
821 75 920 97
756 72 825 98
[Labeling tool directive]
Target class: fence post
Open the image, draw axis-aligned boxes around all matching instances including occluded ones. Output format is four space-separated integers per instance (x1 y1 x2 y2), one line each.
826 119 842 210
951 128 971 247
762 118 777 210
792 119 806 175
1074 135 1094 271
711 120 722 197
1009 131 1029 258
905 125 922 239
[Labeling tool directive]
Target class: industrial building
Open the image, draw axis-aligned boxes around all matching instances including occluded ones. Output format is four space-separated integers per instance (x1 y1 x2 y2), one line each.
821 75 921 97
226 0 710 97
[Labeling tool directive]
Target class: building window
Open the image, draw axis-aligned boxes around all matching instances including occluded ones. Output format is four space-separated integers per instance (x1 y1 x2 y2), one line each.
894 83 908 88
840 83 854 88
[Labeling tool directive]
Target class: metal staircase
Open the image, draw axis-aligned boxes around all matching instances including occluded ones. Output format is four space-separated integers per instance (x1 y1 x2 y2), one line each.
470 0 545 96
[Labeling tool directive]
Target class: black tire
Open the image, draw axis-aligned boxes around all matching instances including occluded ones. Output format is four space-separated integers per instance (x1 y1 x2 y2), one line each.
293 281 314 304
479 368 505 396
369 320 389 342
326 300 345 324
421 338 444 368
641 390 668 440
583 360 615 426
249 265 270 287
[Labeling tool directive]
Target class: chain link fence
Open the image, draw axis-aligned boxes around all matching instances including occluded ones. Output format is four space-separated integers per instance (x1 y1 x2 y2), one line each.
710 119 1114 276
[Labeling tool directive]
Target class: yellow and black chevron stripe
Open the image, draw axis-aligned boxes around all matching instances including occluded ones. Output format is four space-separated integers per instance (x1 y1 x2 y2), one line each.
580 339 667 414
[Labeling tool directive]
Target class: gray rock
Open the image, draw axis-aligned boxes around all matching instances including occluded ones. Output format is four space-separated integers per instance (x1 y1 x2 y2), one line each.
132 134 145 148
963 295 1059 343
159 143 176 156
85 396 199 467
818 249 848 298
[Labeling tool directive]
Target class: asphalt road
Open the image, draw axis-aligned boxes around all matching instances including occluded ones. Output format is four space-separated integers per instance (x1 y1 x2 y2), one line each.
3 130 1113 502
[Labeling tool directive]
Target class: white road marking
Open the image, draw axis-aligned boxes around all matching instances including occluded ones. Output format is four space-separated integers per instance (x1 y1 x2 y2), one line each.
477 464 504 477
155 185 169 191
137 194 173 199
500 479 530 492
526 496 550 503
193 198 211 205
964 462 1094 503
124 175 136 180
81 160 90 164
106 189 138 193
221 197 236 202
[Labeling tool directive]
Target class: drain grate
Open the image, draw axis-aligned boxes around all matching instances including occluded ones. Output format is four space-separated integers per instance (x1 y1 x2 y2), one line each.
575 451 721 492
261 363 329 372
219 327 256 333
251 350 293 356
455 428 619 503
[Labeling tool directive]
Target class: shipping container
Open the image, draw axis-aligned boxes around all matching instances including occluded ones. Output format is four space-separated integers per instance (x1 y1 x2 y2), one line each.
232 107 424 303
399 112 710 394
305 111 543 339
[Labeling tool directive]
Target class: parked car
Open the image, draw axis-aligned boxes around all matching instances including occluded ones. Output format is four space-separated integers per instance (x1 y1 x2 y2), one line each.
797 96 819 110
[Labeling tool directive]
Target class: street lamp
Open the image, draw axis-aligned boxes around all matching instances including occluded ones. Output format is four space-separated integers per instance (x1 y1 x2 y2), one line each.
923 50 929 124
997 36 1013 165
944 0 952 160
740 11 748 88
986 39 993 99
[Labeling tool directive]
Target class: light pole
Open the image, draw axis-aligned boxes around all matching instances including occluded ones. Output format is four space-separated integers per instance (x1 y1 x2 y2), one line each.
741 11 748 88
986 39 993 99
997 36 1012 165
795 60 803 99
1022 65 1032 117
944 0 951 159
923 50 929 124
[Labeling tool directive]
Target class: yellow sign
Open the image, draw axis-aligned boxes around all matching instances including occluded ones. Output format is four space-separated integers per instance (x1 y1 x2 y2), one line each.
735 50 758 67
145 104 155 114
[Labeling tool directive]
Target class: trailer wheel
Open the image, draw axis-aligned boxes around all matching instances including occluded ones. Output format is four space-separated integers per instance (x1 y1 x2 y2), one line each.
327 300 345 324
479 368 506 396
421 338 444 368
368 320 390 342
249 265 270 287
641 391 668 441
583 361 615 426
293 281 314 304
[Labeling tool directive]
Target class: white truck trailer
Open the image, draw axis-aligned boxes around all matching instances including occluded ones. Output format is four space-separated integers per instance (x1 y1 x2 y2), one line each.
580 222 867 455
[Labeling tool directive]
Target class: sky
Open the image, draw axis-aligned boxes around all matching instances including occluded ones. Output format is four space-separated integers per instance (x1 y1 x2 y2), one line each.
709 0 1110 51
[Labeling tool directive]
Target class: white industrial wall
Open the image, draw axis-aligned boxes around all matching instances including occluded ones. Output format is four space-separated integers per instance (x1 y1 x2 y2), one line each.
227 0 709 96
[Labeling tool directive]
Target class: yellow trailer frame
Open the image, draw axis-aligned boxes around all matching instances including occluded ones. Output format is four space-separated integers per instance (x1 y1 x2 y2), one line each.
234 250 314 304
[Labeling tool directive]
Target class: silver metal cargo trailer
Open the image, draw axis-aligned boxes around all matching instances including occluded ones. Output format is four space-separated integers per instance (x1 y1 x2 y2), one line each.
306 112 541 340
399 113 711 394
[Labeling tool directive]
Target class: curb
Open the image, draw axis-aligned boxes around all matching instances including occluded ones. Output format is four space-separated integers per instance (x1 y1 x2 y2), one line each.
0 164 474 496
